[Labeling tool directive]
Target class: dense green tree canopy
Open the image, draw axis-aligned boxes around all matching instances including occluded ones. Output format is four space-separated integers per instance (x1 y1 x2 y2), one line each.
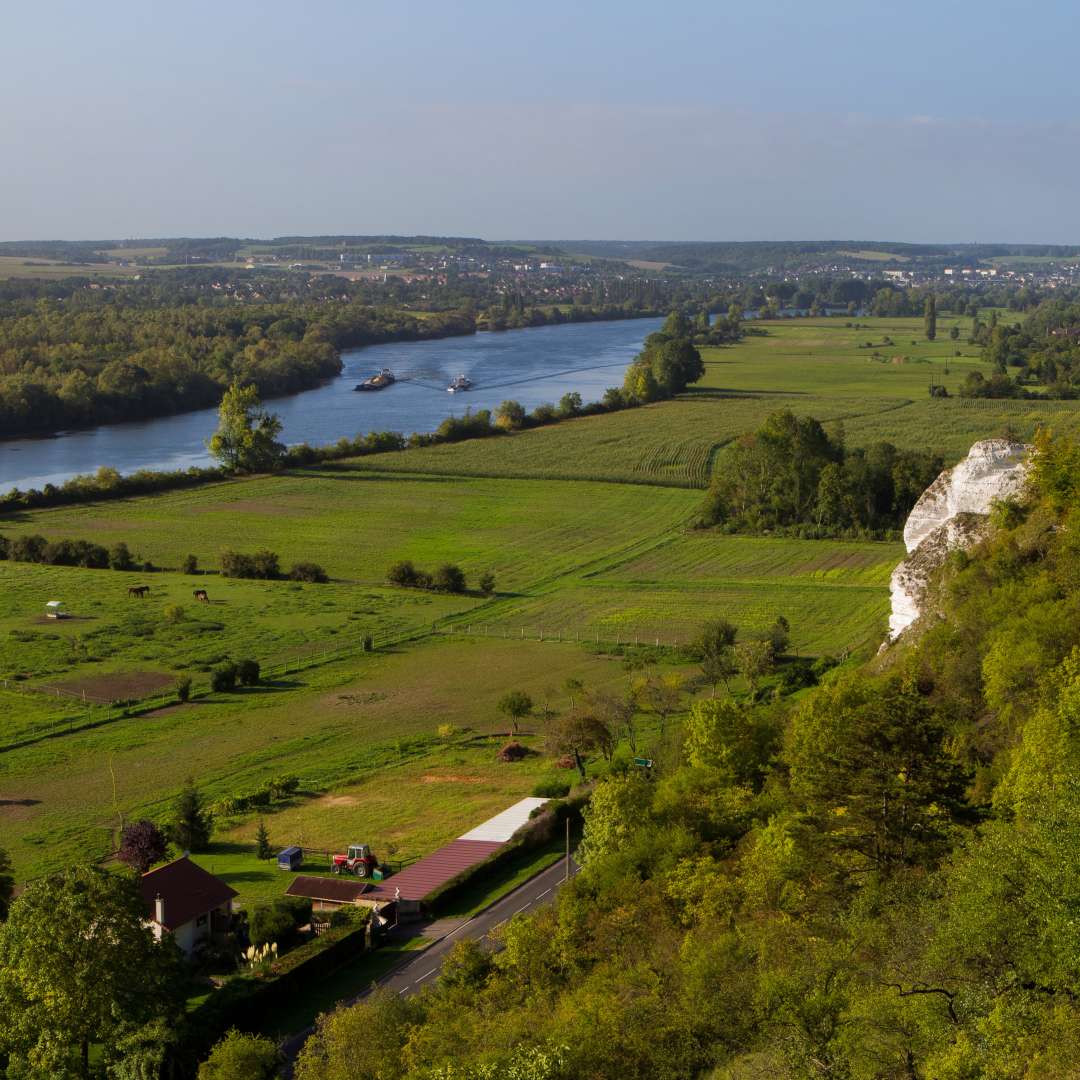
0 867 183 1078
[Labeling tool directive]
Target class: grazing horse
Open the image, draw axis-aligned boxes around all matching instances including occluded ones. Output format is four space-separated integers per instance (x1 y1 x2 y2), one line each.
193 589 209 603
127 585 150 599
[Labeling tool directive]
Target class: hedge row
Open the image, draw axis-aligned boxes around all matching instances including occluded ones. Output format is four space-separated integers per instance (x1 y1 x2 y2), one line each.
0 534 146 570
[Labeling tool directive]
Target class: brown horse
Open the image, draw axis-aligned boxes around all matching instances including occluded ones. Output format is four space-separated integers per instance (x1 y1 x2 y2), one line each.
127 585 150 599
193 589 209 603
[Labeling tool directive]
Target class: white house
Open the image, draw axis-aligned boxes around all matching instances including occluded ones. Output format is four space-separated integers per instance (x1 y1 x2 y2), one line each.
139 857 237 957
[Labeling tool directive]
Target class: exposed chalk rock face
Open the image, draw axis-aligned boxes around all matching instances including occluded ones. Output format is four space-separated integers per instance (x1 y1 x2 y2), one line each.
888 439 1030 640
903 439 1030 554
888 514 991 639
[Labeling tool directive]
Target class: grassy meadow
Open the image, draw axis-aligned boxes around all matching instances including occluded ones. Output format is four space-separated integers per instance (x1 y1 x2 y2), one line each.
0 637 633 892
5 313 1074 895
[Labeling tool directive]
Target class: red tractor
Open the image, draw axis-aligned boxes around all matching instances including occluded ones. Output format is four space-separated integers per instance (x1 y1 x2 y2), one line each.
332 843 378 878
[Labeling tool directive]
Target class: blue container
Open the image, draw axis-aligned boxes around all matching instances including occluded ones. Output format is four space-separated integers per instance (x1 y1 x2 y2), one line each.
277 846 303 871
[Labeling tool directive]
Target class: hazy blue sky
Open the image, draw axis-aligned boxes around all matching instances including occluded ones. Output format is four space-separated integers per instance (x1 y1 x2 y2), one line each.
3 0 1079 242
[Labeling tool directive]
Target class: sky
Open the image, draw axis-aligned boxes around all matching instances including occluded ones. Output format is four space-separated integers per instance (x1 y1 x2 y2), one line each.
3 0 1080 243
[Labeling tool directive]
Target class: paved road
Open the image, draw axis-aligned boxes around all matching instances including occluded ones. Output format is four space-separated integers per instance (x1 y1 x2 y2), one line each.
281 855 578 1063
377 855 579 998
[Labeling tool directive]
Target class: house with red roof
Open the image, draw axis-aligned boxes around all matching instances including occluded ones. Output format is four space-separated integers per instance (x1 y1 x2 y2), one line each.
139 857 237 957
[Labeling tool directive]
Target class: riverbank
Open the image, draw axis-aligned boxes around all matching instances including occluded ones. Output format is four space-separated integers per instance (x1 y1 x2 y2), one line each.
1 316 663 493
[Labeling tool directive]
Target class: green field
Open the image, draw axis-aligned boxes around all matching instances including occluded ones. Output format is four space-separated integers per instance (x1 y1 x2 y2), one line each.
0 637 631 890
0 473 699 590
332 317 1080 485
6 314 1068 898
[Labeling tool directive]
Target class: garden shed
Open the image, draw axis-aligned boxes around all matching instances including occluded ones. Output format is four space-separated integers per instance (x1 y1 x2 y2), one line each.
277 845 303 871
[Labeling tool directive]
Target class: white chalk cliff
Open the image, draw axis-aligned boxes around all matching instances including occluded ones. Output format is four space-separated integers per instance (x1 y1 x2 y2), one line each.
888 439 1030 640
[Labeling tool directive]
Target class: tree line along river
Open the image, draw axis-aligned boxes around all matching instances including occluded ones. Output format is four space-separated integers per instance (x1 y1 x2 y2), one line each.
0 317 663 492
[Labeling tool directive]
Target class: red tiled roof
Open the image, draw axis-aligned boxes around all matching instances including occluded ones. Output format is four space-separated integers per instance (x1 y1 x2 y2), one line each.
140 857 237 931
367 839 503 902
285 876 369 904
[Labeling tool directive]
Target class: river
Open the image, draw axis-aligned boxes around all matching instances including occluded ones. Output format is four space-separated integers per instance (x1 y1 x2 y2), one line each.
0 317 662 492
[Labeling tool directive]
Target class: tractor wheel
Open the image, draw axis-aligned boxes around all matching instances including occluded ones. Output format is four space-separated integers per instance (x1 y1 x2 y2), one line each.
355 863 368 878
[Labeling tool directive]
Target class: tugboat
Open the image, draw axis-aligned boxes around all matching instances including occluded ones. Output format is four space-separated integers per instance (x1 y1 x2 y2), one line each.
446 373 473 393
354 368 396 392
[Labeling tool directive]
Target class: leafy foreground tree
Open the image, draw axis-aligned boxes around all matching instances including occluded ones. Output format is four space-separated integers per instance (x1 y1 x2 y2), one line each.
207 382 285 473
0 866 183 1078
198 1029 281 1080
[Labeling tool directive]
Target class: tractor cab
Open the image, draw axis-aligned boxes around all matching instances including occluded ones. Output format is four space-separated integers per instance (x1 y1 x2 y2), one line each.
348 844 371 863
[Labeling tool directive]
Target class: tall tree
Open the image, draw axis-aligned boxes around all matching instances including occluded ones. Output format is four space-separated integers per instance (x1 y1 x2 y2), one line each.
0 867 183 1077
785 674 969 874
924 294 937 341
207 382 284 473
170 778 212 853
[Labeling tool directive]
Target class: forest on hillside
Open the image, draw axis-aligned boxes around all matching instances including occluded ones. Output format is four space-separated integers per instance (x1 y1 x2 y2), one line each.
288 430 1080 1079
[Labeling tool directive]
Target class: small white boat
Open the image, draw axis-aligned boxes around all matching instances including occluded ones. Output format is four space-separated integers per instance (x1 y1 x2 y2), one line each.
447 374 473 393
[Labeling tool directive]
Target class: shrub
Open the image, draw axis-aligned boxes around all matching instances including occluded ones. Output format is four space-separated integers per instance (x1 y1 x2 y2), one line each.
249 899 304 949
780 658 817 692
387 560 420 587
362 634 374 652
176 676 192 703
42 538 109 568
236 659 261 686
432 563 466 593
478 571 496 595
267 775 299 799
198 1029 280 1080
10 535 47 563
289 561 328 583
182 554 199 575
164 604 185 624
210 663 238 693
495 399 526 431
220 549 280 579
110 542 136 571
437 723 458 740
532 778 571 798
497 741 530 762
328 906 370 929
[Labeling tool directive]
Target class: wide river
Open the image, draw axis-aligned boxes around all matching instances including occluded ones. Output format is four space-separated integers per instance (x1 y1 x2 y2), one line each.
0 316 662 492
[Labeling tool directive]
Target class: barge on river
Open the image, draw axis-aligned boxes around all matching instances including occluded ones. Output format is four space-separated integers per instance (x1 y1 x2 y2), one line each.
354 368 396 391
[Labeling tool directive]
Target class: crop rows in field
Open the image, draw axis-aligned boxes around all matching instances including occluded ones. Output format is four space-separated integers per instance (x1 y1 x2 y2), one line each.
342 394 912 489
470 581 890 656
597 534 902 588
839 397 1080 458
0 474 701 590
